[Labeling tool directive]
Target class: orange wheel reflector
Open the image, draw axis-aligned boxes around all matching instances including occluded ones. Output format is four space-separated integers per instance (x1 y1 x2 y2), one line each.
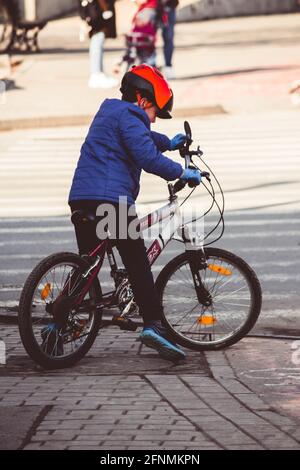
41 283 51 300
208 264 232 276
198 315 217 325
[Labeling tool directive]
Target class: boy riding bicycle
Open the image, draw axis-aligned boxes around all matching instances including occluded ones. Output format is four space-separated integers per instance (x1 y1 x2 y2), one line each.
69 64 201 361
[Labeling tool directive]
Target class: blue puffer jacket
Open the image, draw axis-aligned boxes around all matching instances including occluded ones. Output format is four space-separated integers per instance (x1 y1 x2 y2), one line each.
69 99 183 205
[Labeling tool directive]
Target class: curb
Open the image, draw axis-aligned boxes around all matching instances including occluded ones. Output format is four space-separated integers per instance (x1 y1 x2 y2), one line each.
0 106 226 132
0 115 92 132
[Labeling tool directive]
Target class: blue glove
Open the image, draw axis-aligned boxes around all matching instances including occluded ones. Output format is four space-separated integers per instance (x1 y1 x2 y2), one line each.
170 134 188 151
181 168 201 186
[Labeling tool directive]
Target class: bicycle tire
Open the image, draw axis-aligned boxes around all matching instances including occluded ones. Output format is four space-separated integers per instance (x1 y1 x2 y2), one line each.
156 247 262 351
18 252 102 369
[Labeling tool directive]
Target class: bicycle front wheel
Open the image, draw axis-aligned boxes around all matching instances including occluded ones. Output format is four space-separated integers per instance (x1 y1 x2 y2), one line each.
19 252 102 369
156 248 262 351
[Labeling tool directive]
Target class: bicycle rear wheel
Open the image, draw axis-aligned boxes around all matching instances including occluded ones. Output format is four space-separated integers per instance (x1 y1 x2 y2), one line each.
18 252 102 369
156 247 262 351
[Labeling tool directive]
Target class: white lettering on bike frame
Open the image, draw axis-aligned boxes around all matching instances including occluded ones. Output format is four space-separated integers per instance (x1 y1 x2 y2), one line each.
95 196 205 262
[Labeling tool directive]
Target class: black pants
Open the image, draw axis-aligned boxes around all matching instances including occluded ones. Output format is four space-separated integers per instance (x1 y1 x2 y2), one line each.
69 200 163 325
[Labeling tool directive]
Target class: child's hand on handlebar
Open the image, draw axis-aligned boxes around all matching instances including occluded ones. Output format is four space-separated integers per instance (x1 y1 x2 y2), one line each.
169 134 188 151
181 168 202 186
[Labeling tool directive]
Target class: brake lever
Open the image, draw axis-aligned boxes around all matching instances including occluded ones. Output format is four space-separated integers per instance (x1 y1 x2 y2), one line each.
197 146 204 157
179 138 193 159
201 171 211 182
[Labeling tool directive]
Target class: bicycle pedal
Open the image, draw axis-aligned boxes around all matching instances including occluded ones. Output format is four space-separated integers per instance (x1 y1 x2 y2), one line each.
112 316 138 332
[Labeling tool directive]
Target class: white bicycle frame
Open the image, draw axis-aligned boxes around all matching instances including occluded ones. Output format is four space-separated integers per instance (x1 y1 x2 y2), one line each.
139 186 204 267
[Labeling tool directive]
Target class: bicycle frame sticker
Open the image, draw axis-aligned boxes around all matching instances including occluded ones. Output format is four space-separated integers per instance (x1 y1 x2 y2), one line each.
147 239 162 265
141 200 181 266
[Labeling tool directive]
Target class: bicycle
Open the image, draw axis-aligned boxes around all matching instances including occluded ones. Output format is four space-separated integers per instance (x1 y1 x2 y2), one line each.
18 121 262 369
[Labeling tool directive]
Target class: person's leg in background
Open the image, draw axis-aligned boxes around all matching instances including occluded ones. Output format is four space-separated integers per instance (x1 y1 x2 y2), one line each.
89 31 118 89
90 31 105 74
162 7 176 79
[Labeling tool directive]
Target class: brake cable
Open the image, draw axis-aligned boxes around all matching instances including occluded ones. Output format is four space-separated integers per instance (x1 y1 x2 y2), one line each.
178 154 225 246
196 154 226 246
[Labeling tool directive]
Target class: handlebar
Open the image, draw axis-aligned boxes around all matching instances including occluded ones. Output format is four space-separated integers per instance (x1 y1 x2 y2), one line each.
172 120 209 195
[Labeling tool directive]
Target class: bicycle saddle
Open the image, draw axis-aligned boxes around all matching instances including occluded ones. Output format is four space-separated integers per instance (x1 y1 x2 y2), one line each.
71 210 96 226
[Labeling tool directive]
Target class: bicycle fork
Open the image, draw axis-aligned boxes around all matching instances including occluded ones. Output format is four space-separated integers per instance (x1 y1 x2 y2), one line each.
182 227 212 307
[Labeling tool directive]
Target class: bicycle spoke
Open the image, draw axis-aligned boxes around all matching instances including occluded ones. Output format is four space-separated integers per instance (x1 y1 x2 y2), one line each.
26 259 100 361
215 284 249 301
167 301 200 325
214 300 250 308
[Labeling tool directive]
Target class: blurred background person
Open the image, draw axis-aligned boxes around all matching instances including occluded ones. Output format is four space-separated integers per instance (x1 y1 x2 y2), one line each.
130 0 161 66
79 0 118 88
158 0 178 79
114 0 165 74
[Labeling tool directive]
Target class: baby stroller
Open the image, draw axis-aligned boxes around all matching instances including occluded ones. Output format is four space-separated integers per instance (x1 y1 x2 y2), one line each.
116 31 156 73
114 0 163 74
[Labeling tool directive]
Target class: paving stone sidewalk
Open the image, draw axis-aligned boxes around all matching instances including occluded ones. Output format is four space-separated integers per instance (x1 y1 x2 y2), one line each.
0 323 299 450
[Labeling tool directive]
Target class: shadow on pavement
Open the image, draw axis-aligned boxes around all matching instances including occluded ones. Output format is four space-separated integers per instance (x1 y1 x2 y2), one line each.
1 352 211 377
1 79 23 92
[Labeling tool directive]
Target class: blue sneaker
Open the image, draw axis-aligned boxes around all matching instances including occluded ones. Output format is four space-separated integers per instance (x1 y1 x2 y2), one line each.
140 326 186 362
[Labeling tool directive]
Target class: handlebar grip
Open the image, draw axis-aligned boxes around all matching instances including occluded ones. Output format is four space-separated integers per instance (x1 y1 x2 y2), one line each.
188 171 210 187
173 179 186 193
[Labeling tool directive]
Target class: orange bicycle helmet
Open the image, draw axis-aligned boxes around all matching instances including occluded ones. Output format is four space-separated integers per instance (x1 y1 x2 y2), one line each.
120 64 174 119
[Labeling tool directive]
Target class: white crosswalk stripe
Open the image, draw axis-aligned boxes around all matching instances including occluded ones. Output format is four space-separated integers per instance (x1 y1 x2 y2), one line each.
0 111 299 333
